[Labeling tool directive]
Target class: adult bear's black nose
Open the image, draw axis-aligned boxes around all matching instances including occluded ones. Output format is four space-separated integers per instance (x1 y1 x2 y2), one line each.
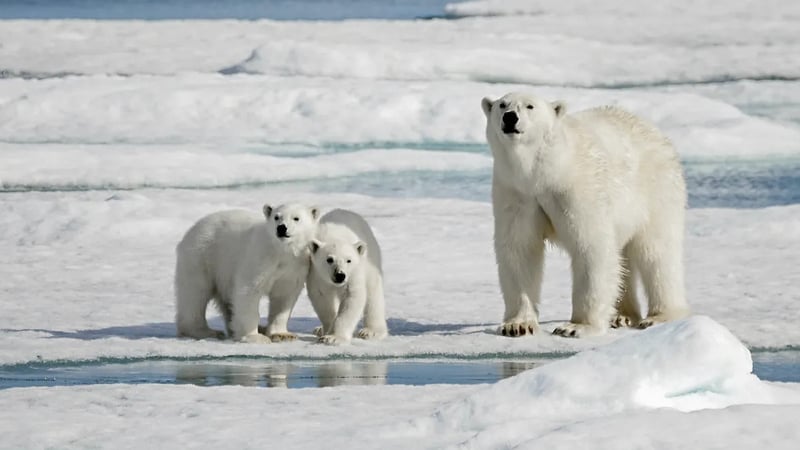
276 224 288 238
333 270 346 284
502 111 518 127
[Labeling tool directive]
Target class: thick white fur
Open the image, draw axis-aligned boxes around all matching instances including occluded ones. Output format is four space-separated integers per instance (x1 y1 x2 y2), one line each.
174 203 318 343
307 209 388 345
482 92 689 338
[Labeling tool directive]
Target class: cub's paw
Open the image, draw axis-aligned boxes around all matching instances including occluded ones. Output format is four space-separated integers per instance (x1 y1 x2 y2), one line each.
610 314 639 329
318 335 348 346
357 327 388 340
313 326 324 337
238 333 272 344
552 323 602 338
498 320 539 337
269 332 297 343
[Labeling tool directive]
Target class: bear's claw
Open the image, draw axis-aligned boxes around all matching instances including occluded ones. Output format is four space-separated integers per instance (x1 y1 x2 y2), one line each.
269 332 297 343
319 335 345 345
552 323 601 338
498 321 538 337
312 326 325 337
610 314 638 329
357 327 388 340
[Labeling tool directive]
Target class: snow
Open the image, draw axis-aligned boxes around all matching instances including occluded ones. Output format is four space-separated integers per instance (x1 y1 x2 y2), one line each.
2 317 799 449
1 0 800 448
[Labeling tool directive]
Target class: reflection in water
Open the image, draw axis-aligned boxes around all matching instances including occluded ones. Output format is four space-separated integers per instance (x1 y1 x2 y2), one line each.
173 361 392 388
174 362 295 388
0 359 543 389
316 361 389 387
500 361 537 379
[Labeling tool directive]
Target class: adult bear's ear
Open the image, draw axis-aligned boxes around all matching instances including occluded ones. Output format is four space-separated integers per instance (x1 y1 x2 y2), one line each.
263 204 273 219
552 101 566 118
310 206 320 221
354 241 367 256
481 97 494 118
310 239 322 254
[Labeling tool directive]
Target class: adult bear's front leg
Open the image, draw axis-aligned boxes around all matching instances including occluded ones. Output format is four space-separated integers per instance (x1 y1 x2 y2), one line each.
493 190 547 337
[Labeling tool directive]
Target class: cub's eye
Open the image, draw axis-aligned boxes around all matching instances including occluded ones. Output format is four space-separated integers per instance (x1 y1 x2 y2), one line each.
499 102 507 109
326 256 334 264
527 105 534 110
346 259 352 264
293 217 299 222
274 215 280 221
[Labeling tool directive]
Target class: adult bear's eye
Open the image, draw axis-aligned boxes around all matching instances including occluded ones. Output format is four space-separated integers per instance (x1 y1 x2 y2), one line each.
274 215 280 221
326 256 334 264
346 259 351 264
293 217 299 222
527 105 534 110
499 102 507 109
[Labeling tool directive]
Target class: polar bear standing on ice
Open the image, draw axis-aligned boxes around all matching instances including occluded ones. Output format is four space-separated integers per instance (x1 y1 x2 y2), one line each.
175 203 319 343
307 209 388 345
482 92 689 338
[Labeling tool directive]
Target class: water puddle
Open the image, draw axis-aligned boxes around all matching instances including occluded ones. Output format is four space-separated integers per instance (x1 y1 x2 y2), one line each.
1 352 797 390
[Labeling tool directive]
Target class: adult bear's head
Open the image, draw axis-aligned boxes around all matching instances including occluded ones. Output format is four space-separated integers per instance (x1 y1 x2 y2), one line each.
481 92 566 147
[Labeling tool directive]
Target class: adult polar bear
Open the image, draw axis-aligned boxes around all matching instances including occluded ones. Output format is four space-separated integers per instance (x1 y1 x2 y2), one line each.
482 92 689 338
175 203 318 343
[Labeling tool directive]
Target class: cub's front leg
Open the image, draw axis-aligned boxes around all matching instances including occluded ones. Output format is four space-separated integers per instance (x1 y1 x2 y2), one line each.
307 276 339 338
320 285 367 345
229 286 271 344
264 277 305 342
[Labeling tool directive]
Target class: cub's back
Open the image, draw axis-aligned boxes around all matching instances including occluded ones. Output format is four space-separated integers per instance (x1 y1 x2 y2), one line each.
178 209 262 259
320 209 382 270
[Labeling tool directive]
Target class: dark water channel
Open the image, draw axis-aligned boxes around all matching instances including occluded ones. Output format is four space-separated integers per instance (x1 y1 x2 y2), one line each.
1 351 797 390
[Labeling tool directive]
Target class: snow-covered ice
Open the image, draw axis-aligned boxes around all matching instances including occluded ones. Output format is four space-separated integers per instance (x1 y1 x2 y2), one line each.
1 0 800 447
2 317 799 449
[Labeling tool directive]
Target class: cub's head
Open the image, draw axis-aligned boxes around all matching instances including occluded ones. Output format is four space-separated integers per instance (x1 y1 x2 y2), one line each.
481 92 566 146
263 203 319 252
309 225 366 286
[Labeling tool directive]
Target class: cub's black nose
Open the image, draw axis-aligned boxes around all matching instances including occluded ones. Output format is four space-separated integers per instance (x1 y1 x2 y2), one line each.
276 224 288 238
502 111 518 127
333 271 346 284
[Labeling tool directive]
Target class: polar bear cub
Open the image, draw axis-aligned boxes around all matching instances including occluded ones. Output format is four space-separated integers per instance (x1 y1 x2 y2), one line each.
482 92 690 338
175 203 319 343
307 209 388 345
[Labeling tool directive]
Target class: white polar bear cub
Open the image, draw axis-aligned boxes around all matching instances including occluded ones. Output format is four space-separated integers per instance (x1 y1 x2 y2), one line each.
175 203 318 343
307 209 388 345
482 92 690 338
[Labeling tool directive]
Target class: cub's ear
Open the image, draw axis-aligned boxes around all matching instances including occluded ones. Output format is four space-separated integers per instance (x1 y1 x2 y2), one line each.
310 206 320 221
263 204 273 219
354 241 367 256
552 101 566 118
481 97 494 118
310 239 322 254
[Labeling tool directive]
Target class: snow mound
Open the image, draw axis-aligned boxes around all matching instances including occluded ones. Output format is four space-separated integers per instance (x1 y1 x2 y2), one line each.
434 316 789 434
